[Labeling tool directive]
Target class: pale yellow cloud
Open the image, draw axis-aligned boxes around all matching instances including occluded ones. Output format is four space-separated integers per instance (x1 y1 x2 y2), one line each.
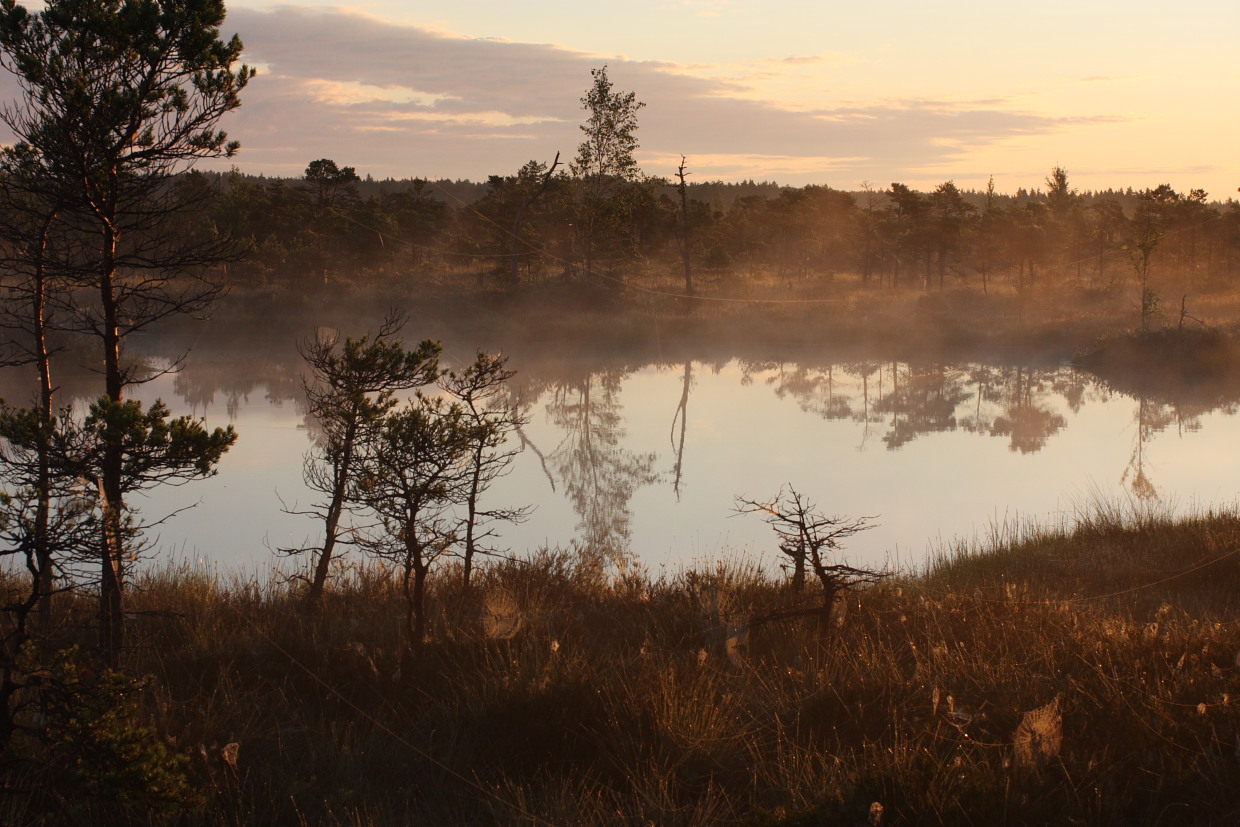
381 110 566 128
650 50 862 113
301 78 454 107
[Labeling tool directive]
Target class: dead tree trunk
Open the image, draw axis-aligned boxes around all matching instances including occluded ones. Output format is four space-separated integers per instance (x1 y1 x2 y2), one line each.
676 156 694 297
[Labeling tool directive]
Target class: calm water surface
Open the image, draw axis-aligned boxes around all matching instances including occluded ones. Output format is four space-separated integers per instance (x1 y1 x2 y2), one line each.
118 350 1240 575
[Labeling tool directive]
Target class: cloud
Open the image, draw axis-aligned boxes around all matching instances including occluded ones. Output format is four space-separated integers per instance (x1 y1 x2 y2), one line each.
0 5 1105 186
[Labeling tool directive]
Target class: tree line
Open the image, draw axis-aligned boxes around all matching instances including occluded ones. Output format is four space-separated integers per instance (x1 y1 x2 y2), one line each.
207 115 1240 306
210 160 1240 299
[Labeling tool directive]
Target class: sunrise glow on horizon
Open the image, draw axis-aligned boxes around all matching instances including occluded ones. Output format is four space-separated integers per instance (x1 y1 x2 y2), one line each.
200 0 1239 198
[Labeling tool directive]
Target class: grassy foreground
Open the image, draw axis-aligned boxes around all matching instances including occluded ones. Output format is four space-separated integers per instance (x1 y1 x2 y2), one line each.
6 507 1240 826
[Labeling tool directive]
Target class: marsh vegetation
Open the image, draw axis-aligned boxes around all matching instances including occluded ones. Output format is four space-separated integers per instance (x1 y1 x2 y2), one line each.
2 507 1239 825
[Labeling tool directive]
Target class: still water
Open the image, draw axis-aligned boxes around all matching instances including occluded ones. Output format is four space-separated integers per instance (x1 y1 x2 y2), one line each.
118 351 1240 576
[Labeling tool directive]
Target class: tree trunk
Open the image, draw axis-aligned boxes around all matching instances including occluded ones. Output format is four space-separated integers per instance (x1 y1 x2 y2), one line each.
462 445 483 588
400 544 430 660
676 157 693 297
97 214 128 666
308 415 359 603
32 210 56 623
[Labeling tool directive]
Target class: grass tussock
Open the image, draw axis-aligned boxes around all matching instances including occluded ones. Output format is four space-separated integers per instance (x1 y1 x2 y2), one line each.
5 510 1240 825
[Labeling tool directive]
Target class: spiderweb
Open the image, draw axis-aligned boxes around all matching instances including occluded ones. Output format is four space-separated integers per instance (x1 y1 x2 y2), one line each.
1013 695 1063 770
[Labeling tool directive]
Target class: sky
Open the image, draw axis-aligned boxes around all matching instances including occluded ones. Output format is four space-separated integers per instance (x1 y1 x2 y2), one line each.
17 0 1240 196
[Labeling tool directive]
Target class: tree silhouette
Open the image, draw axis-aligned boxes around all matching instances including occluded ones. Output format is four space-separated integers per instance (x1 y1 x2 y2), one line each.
440 352 529 586
735 485 882 623
0 0 253 662
571 65 645 278
291 314 440 603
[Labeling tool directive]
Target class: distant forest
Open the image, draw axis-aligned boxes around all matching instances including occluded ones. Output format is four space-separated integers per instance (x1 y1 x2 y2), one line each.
203 162 1240 295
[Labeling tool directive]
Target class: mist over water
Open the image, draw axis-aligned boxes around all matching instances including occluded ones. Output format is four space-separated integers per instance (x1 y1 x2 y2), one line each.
60 318 1238 576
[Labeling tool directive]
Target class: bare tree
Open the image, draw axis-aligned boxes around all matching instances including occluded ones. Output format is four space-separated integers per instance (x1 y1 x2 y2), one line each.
735 485 883 622
675 156 694 296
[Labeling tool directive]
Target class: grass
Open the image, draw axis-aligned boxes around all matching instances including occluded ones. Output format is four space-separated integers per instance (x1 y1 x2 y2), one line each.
4 508 1240 825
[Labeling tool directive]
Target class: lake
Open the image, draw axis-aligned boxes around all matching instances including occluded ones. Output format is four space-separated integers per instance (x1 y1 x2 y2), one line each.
80 323 1238 578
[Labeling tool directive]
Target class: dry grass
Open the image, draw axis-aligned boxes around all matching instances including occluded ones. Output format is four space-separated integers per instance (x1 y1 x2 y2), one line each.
4 508 1240 825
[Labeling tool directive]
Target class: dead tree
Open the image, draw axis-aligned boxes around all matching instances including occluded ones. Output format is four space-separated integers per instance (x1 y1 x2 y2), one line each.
735 485 884 623
675 156 694 296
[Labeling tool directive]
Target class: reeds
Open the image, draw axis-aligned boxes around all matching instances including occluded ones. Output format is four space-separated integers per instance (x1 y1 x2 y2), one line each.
3 509 1240 825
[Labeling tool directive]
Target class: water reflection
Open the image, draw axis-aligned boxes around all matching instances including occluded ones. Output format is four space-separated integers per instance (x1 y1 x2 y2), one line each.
736 362 1086 455
876 364 973 449
980 366 1069 454
507 357 1237 559
172 356 305 421
670 361 691 500
1124 397 1165 501
11 325 1238 569
543 370 660 561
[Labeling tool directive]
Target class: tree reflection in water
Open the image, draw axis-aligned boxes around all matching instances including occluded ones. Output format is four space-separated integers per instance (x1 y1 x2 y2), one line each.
986 366 1068 454
729 355 1236 510
78 326 1240 570
764 362 854 421
545 370 660 563
1084 359 1237 504
874 363 972 450
1122 395 1176 502
842 361 884 451
670 361 692 500
752 361 1101 456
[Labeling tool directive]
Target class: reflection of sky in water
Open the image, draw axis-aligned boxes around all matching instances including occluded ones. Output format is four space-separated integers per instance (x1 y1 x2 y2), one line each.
132 361 1240 576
